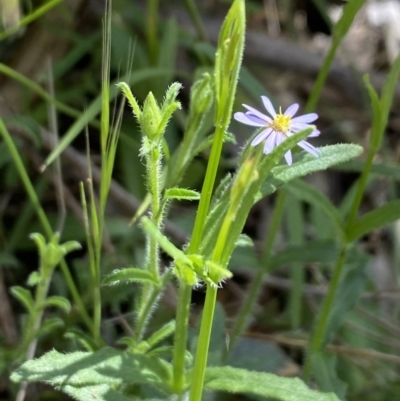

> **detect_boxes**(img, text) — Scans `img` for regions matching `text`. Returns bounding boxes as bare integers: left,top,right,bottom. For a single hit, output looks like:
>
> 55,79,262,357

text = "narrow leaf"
146,320,176,348
62,384,132,401
45,296,71,313
205,366,340,401
348,200,400,241
380,54,400,115
141,216,188,263
11,348,167,390
363,75,382,150
10,286,34,314
165,188,200,201
102,268,159,286
284,179,345,239
64,329,99,352
311,352,348,400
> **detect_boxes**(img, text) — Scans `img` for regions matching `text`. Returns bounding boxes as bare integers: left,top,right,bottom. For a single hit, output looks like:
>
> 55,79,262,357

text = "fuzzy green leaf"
10,286,34,314
64,329,99,352
146,320,176,349
102,268,159,286
165,188,200,201
347,200,400,242
235,234,253,248
262,144,363,197
37,318,65,337
27,271,41,287
117,82,141,119
204,366,340,401
44,296,71,314
11,347,169,391
61,384,132,401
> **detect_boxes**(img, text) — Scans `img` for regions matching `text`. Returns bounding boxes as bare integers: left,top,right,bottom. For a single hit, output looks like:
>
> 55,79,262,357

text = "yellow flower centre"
269,113,291,134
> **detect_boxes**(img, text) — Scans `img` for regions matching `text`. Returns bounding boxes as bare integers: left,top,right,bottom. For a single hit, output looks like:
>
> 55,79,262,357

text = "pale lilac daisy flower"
234,96,320,165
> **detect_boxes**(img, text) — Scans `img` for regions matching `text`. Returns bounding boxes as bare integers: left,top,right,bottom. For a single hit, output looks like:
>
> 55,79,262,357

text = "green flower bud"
190,73,213,116
141,92,161,140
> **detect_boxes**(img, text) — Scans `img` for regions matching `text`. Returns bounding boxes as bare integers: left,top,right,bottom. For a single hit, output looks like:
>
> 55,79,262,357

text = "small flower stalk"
234,95,320,165
118,82,182,338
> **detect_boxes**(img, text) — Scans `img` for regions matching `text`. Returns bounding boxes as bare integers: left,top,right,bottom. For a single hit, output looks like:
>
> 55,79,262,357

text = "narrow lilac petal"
275,133,285,147
234,112,264,127
263,132,278,154
284,103,299,117
251,128,272,146
261,96,277,117
298,140,320,157
284,150,293,165
291,113,318,124
291,123,320,138
242,104,271,123
291,122,311,132
245,113,267,125
308,129,320,137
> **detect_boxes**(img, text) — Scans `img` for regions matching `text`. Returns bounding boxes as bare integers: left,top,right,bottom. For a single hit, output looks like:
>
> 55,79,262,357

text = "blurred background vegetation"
0,0,400,400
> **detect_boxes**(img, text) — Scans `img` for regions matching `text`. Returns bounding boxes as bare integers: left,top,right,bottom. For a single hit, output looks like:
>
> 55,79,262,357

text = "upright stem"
302,244,347,380
303,150,376,380
136,270,173,341
189,125,225,253
346,151,375,230
16,265,52,401
146,0,159,65
137,145,162,341
172,124,225,392
183,0,208,42
149,146,161,280
224,190,286,359
189,286,218,401
189,194,238,401
0,119,93,332
172,284,192,392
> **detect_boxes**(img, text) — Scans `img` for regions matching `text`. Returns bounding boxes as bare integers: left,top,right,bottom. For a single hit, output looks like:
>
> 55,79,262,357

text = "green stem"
136,146,162,341
305,42,339,112
346,150,375,230
172,284,192,393
0,0,62,41
16,266,52,401
303,150,375,379
224,190,286,359
183,0,208,42
172,124,225,392
302,244,347,380
287,195,305,329
189,285,218,401
189,125,225,253
189,185,239,401
136,269,173,341
147,0,159,65
149,147,161,279
20,269,51,354
0,63,83,121
93,271,102,345
0,118,93,332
